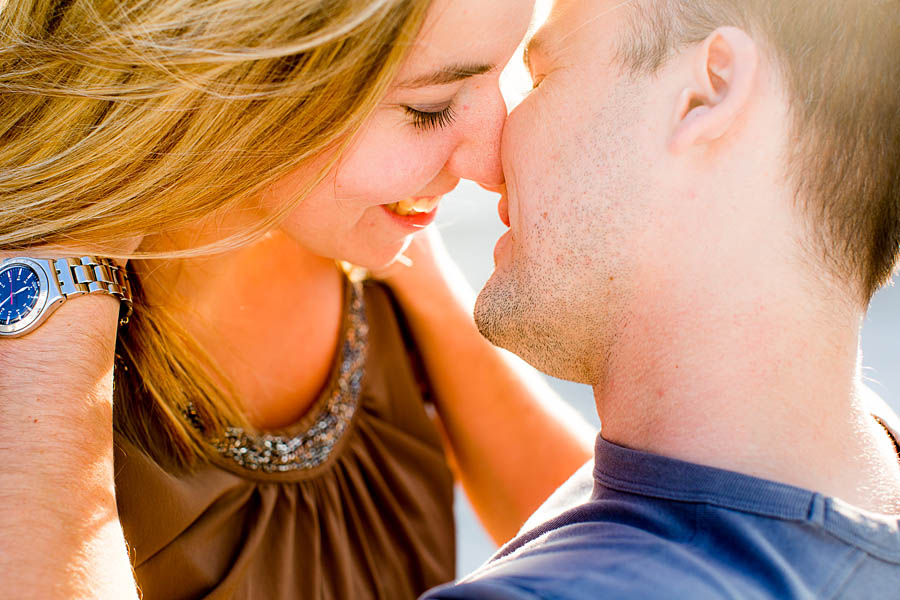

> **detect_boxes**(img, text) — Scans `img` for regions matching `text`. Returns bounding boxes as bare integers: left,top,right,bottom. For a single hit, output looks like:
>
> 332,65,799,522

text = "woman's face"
272,0,535,269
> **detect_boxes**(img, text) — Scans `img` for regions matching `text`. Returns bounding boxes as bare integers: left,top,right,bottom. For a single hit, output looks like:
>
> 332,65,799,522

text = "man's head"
475,0,900,384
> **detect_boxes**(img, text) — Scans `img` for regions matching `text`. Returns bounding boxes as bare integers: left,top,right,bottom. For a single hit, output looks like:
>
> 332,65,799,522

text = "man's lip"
493,229,511,266
498,194,510,227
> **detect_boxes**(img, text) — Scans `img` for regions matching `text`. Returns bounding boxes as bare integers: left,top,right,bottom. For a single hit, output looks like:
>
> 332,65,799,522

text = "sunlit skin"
0,2,600,595
137,0,534,429
476,0,900,514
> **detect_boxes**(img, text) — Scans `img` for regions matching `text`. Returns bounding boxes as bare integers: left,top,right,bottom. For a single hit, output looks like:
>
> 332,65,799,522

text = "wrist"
0,293,120,367
0,255,132,339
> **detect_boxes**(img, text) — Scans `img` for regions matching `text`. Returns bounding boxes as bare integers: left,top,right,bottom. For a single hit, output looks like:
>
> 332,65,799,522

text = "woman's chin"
336,237,413,272
275,223,413,272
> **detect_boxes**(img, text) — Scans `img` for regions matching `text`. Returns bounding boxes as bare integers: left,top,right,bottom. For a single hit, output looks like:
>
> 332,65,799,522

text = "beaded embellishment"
209,279,368,473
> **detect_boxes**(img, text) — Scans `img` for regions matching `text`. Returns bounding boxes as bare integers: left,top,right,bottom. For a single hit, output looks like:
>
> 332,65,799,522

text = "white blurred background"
442,0,900,575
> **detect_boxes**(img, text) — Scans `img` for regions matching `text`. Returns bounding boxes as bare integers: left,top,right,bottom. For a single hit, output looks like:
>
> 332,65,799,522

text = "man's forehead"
525,0,611,55
526,0,626,63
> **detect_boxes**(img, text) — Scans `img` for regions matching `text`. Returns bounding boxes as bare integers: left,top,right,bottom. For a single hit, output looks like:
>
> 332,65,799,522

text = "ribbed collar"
593,435,818,519
592,431,900,561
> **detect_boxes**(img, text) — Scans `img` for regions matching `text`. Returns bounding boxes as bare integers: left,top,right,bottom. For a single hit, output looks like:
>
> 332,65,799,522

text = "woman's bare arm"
0,261,138,599
381,230,596,544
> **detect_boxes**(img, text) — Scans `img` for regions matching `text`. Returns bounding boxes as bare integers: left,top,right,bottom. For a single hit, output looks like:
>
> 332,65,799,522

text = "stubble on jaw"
474,73,650,388
474,265,607,385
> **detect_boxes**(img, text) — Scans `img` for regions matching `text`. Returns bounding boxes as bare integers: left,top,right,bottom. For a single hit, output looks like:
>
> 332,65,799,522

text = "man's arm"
0,291,138,599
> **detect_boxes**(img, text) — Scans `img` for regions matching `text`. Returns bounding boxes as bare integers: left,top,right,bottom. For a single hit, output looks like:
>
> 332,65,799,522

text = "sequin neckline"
210,278,369,474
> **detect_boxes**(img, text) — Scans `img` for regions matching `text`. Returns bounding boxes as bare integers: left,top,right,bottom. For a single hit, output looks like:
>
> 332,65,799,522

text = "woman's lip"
381,204,440,229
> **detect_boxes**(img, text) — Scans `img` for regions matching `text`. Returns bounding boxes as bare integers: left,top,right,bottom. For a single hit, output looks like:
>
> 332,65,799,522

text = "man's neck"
594,276,900,514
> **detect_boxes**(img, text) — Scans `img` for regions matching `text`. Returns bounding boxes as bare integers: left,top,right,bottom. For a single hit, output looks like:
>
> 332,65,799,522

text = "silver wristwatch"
0,256,133,338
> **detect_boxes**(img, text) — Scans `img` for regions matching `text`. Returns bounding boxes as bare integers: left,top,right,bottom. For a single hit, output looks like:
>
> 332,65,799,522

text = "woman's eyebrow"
397,62,495,88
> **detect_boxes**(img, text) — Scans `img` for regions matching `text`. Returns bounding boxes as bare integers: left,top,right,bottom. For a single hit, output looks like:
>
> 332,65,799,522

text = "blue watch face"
0,265,41,325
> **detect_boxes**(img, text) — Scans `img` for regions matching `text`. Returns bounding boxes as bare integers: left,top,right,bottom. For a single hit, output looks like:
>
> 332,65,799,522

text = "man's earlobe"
669,27,758,154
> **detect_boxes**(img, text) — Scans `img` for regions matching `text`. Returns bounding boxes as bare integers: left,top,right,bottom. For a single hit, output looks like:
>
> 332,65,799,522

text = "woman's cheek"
335,129,456,202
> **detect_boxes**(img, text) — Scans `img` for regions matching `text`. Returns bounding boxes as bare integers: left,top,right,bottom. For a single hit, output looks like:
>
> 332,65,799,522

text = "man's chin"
474,297,499,346
474,278,532,363
475,282,555,375
475,277,598,384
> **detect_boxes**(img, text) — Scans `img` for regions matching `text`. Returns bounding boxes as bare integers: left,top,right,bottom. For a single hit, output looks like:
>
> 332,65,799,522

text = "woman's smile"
383,195,443,228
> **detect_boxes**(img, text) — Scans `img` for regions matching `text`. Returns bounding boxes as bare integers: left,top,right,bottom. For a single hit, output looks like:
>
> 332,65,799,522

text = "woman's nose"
445,88,506,187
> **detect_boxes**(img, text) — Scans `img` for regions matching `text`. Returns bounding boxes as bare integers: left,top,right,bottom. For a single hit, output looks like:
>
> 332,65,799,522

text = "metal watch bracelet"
0,255,133,338
54,256,133,325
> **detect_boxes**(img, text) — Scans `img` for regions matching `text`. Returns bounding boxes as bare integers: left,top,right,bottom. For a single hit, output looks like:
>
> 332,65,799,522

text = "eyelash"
405,105,457,131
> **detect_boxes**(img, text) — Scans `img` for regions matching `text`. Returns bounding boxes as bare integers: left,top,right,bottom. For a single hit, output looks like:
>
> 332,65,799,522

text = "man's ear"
669,26,758,154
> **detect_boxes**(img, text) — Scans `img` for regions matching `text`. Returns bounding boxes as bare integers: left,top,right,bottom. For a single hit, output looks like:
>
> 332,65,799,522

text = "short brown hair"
617,0,900,302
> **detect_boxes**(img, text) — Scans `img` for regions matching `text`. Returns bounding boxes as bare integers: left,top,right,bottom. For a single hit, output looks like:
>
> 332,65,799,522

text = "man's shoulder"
425,520,724,600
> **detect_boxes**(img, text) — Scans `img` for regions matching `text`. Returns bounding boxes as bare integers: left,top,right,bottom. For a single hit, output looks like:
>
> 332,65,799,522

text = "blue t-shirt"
424,420,900,599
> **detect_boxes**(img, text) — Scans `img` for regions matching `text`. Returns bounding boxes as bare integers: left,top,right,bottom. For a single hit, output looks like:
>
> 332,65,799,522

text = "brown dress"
113,280,456,599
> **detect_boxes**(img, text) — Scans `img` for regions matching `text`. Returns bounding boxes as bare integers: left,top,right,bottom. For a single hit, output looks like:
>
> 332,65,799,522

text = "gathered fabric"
114,281,456,600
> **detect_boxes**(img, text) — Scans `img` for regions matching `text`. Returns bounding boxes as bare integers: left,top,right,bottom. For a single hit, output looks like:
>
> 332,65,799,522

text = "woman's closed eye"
404,104,457,131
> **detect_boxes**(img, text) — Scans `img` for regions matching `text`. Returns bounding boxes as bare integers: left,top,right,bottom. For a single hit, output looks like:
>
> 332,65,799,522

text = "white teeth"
386,197,440,216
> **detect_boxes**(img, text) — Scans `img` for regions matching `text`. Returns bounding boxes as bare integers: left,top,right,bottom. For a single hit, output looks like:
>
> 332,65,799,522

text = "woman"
0,0,594,598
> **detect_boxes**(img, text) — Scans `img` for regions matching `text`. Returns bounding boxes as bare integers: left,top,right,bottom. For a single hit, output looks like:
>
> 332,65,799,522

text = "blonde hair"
0,0,431,467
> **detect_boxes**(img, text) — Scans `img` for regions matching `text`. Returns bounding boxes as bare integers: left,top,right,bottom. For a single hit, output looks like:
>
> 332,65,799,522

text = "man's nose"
445,89,506,187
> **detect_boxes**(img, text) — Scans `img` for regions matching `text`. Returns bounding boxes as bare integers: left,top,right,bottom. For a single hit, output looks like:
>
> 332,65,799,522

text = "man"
424,0,900,598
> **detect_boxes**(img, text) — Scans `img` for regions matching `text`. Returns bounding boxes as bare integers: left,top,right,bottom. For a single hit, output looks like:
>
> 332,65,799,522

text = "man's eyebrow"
523,32,548,74
396,62,495,88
